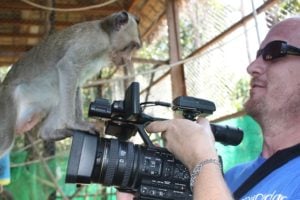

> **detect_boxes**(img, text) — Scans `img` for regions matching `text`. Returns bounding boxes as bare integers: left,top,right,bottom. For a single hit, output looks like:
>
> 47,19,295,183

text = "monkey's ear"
114,11,129,31
101,11,130,34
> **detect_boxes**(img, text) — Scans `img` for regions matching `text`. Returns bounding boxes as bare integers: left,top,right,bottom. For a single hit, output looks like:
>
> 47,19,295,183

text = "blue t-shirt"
225,156,300,199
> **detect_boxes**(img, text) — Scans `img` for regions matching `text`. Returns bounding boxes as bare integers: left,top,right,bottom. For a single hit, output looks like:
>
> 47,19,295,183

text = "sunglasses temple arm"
287,45,300,55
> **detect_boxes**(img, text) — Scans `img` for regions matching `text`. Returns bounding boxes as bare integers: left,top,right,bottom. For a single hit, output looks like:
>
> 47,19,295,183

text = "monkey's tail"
0,86,16,158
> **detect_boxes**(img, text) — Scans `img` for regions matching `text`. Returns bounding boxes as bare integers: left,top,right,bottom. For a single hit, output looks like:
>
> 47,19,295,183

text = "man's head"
245,17,300,125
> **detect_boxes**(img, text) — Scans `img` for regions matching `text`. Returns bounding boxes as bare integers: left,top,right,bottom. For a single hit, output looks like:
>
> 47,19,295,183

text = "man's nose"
247,57,267,77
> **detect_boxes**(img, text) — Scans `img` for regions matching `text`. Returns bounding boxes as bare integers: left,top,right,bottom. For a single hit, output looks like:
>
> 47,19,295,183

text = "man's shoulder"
242,157,300,200
224,156,265,192
225,156,265,176
225,155,300,195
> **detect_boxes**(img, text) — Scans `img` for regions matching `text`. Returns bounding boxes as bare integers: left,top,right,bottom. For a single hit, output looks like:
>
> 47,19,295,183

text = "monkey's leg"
14,84,49,135
0,89,16,157
15,105,46,134
39,61,96,140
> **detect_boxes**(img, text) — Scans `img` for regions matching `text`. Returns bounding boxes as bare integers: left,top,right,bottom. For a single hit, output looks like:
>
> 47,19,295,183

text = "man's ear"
114,11,129,31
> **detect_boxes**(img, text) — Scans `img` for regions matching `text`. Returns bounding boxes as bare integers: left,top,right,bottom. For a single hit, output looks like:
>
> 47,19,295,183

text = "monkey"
0,11,141,158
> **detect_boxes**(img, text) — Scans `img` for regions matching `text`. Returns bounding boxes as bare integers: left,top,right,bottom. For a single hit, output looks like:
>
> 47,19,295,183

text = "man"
118,17,300,199
223,17,300,199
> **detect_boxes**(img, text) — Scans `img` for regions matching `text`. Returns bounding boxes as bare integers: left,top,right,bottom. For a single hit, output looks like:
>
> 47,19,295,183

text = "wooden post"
166,0,187,99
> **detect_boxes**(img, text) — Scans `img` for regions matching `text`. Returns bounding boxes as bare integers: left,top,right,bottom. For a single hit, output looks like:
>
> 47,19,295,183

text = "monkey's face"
109,11,142,66
110,40,141,66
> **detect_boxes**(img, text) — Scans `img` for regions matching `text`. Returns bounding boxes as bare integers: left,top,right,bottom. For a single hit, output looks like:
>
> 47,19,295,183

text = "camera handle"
133,112,166,148
136,124,155,148
134,112,243,147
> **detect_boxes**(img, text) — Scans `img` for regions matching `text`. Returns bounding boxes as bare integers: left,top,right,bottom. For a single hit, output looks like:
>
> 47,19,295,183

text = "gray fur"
0,11,141,157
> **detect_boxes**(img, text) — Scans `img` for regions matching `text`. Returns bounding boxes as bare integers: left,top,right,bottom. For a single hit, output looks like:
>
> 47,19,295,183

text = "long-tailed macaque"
0,11,141,157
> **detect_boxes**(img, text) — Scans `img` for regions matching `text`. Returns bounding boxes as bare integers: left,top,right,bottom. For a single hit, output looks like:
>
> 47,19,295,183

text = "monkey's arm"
75,87,84,121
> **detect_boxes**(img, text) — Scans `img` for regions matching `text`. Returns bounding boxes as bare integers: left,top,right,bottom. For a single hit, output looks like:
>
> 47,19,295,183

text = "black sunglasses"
256,40,300,61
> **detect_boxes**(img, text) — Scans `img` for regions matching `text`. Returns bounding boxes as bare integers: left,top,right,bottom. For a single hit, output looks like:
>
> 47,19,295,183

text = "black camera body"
67,131,192,199
65,82,243,200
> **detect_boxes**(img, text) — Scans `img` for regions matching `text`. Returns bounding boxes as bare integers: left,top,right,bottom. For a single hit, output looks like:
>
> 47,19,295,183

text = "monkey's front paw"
39,127,73,141
39,120,98,141
66,121,99,135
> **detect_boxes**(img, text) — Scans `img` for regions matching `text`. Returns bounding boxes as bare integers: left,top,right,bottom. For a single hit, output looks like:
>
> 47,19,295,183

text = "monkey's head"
101,11,142,66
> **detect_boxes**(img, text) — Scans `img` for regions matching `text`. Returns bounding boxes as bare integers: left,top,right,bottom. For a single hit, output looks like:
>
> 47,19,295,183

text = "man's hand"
146,118,218,172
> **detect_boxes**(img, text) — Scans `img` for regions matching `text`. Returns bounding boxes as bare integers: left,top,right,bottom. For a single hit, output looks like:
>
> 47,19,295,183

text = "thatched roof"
0,0,168,67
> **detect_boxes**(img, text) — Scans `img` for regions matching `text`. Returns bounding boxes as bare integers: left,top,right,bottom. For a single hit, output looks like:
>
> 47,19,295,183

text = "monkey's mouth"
111,41,141,66
111,53,130,66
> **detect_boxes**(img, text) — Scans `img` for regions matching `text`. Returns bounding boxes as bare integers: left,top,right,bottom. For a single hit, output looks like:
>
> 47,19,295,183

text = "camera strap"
233,143,300,199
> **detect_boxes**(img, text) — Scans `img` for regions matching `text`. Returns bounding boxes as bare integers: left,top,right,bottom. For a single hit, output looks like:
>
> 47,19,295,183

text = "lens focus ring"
121,142,134,187
104,139,119,185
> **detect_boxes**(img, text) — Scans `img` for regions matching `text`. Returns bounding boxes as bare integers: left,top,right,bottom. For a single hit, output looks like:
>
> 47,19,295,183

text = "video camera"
65,82,243,200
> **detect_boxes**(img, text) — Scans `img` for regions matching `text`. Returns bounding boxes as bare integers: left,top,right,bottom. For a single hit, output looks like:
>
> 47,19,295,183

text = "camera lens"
93,137,138,187
65,131,98,184
66,131,139,188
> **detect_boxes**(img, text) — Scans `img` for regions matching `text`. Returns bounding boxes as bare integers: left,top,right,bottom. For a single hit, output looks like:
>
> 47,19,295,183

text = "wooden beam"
188,0,279,58
0,19,74,27
166,0,186,99
120,0,134,11
0,45,32,52
139,0,280,91
0,61,16,67
0,54,22,66
211,110,246,123
77,0,281,92
0,53,23,59
0,33,43,39
1,1,122,13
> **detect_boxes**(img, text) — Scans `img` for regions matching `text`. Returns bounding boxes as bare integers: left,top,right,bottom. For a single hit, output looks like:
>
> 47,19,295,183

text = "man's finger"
196,117,209,124
145,120,169,133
